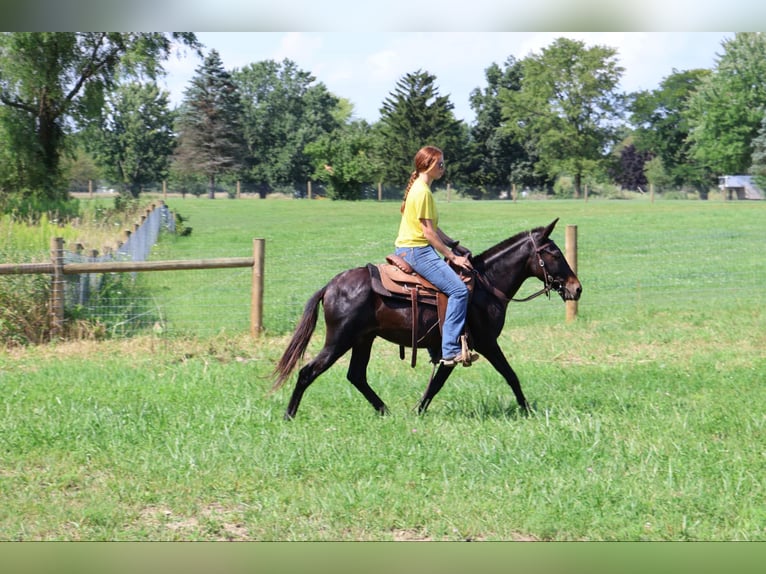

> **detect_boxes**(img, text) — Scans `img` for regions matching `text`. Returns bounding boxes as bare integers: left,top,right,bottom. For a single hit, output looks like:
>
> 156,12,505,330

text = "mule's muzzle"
560,277,582,301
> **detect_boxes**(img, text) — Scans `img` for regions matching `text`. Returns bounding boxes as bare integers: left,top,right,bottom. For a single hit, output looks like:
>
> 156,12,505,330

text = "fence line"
0,239,264,339
0,199,265,339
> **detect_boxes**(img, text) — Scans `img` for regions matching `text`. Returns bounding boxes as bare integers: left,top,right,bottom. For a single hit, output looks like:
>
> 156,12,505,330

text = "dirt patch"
138,503,249,541
391,528,537,542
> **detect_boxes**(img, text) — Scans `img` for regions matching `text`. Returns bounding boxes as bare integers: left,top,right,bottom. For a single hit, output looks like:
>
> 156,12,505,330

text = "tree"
0,32,200,201
629,68,712,194
233,59,342,196
173,50,247,199
468,56,542,197
85,82,176,198
60,141,101,193
749,113,766,190
612,141,650,191
644,156,674,192
304,120,383,200
687,33,766,175
499,37,625,197
377,70,465,187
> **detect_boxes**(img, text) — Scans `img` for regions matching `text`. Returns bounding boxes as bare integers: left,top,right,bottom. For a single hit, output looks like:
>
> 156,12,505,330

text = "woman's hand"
451,254,473,271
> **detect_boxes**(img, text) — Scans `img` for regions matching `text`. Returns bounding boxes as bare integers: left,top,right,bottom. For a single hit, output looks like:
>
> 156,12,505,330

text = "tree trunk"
573,172,582,199
37,104,64,198
208,174,216,199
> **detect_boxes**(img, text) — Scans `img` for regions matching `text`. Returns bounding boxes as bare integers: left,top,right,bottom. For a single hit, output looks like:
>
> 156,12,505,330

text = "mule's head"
532,219,582,301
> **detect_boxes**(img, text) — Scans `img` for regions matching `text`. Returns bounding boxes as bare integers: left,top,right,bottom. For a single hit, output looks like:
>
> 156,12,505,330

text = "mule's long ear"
543,218,559,239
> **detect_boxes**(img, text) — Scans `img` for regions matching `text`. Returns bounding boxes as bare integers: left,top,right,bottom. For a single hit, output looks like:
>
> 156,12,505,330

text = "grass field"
1,196,765,541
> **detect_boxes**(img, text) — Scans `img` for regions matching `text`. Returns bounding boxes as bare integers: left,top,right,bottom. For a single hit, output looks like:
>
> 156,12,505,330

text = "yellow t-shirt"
395,179,439,247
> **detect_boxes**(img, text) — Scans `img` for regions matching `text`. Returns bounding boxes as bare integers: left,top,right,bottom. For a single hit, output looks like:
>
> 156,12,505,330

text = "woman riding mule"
271,219,582,420
394,145,476,367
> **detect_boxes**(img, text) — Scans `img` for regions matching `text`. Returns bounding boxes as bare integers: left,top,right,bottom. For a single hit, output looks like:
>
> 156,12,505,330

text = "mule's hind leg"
347,336,388,415
416,363,455,414
284,344,349,420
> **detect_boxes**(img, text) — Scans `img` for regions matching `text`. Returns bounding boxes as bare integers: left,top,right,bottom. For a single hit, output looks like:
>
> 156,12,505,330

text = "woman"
394,145,477,367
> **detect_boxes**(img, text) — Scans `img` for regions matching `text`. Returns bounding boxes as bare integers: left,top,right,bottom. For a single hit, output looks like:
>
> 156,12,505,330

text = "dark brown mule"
272,219,582,419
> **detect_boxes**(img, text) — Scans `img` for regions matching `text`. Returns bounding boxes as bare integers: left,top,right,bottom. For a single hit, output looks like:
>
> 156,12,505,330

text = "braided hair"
400,145,443,213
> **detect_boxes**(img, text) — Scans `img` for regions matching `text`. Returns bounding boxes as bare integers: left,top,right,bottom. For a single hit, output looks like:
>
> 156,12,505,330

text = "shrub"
0,273,50,346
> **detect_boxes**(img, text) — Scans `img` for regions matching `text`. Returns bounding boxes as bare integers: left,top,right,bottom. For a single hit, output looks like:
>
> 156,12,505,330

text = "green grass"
1,195,765,540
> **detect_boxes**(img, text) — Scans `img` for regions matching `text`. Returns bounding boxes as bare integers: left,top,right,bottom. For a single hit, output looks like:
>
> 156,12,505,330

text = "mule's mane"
474,226,545,269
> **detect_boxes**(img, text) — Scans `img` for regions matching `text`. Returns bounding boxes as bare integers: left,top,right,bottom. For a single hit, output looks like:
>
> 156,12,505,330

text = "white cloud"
274,32,324,62
160,31,733,124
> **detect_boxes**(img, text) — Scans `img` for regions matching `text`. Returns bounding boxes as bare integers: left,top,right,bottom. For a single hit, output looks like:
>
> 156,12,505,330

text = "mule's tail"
271,286,326,391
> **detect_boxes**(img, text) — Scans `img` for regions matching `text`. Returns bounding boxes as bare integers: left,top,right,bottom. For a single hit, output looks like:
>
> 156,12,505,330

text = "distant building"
718,175,764,200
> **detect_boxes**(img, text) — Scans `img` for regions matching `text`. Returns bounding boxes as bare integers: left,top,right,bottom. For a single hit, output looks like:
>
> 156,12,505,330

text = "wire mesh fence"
81,223,764,340
5,198,764,342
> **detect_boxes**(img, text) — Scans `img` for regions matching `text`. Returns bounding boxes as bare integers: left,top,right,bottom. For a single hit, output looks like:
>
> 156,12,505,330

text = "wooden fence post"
250,238,265,337
50,237,65,339
565,225,578,323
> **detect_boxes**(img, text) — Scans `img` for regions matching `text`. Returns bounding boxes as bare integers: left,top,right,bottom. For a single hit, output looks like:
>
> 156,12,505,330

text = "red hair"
400,146,443,213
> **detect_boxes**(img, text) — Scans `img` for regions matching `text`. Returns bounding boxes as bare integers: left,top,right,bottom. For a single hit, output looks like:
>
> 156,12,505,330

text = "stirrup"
460,334,478,367
439,336,479,367
439,352,479,368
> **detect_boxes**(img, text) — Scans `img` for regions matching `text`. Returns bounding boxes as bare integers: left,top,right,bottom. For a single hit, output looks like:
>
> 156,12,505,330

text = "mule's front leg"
416,363,455,414
480,340,530,413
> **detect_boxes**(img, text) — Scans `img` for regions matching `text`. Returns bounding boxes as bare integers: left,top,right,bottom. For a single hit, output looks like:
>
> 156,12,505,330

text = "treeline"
3,32,766,214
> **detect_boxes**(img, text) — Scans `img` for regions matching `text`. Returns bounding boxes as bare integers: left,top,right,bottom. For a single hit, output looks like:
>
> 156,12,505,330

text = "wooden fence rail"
0,237,265,339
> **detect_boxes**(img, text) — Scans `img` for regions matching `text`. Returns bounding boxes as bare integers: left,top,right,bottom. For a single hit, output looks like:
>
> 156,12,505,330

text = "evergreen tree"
377,70,464,188
173,50,247,199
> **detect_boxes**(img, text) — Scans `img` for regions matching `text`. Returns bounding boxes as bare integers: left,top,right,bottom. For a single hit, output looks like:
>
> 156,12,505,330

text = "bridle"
469,231,564,305
509,232,562,303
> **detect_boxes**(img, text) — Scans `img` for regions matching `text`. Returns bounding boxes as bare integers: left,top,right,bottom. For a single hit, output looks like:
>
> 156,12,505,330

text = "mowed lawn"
1,196,764,541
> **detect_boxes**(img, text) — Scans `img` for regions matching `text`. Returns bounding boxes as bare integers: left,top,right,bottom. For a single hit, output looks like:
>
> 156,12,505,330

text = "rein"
474,232,556,304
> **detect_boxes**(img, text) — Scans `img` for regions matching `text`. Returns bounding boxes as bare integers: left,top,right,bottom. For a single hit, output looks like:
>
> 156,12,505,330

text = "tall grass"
0,199,163,345
1,195,764,540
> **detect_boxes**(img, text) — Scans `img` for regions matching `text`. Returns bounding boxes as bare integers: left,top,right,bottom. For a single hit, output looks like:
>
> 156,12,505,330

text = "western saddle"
367,253,474,367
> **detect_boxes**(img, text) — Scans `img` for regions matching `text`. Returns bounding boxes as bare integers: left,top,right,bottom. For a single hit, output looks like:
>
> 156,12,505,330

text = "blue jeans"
395,245,469,359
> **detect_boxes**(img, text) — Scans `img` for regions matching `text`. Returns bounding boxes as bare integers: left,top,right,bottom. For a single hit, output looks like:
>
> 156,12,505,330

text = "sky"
159,32,733,125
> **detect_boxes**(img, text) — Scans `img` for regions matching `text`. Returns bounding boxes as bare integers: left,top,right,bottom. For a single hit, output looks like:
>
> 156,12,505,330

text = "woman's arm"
420,218,472,270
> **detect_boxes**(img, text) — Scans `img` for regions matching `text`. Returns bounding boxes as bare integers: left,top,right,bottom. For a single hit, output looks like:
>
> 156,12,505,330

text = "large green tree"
468,56,542,198
304,120,383,200
173,50,247,199
86,82,176,198
749,113,766,190
686,33,766,175
629,68,712,193
499,37,625,197
377,70,466,188
0,32,200,201
233,59,342,196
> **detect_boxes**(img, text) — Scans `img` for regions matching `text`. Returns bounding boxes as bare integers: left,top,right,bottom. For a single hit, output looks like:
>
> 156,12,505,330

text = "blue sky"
160,32,733,125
